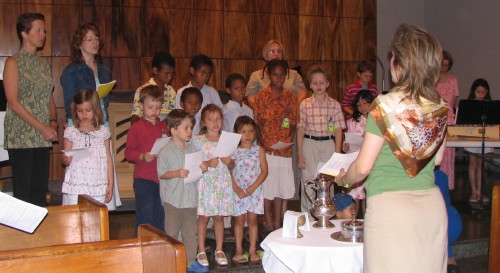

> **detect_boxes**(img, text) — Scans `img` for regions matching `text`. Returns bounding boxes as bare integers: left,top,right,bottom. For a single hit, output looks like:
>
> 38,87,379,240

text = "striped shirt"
298,96,346,136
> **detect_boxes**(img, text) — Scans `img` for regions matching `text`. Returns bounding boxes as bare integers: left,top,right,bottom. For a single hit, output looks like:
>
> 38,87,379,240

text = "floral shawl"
370,91,448,177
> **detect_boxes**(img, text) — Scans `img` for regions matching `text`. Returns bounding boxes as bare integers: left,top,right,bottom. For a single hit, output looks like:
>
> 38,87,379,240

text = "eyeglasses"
268,49,283,54
83,36,100,42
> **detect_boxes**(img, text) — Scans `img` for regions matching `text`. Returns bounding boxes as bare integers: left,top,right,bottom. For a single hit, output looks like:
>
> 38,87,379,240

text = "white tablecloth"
261,220,363,273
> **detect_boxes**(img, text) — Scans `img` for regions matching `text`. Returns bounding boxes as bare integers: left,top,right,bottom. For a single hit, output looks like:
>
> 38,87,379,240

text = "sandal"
232,253,249,264
215,250,228,266
196,252,209,267
249,250,264,262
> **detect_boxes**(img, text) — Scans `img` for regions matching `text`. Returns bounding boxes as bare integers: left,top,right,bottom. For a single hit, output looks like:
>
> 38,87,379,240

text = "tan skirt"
263,154,295,200
364,187,447,273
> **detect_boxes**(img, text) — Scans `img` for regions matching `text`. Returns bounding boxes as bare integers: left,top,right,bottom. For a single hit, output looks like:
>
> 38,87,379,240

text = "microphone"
376,56,386,94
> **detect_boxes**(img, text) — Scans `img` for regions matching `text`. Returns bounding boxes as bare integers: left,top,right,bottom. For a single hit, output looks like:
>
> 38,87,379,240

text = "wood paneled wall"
0,0,376,181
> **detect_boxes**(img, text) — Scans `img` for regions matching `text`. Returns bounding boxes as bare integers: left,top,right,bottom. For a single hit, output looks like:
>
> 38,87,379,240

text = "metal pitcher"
305,173,337,229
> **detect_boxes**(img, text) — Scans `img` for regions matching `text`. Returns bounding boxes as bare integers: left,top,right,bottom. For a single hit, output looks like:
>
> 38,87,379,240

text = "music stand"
456,100,500,213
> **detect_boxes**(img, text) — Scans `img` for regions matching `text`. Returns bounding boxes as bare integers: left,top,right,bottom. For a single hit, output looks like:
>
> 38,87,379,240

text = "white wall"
424,0,500,100
377,0,499,100
376,0,424,93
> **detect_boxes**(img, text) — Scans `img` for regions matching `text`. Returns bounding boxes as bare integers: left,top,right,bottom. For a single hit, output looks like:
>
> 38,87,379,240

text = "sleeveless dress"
62,126,110,196
232,144,264,216
191,135,234,216
436,75,459,189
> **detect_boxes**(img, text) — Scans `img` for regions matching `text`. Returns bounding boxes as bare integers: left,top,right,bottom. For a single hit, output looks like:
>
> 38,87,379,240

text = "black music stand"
456,100,500,213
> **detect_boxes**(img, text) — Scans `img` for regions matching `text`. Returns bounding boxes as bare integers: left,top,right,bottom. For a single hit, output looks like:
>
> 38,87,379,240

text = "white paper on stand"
282,210,310,239
213,131,241,157
150,137,171,155
184,151,203,184
0,192,48,233
344,132,364,153
270,141,293,150
62,148,92,161
319,152,359,176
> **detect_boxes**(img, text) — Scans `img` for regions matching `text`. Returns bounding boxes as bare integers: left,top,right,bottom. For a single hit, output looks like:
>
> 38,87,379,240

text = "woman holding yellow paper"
61,22,112,127
61,22,121,210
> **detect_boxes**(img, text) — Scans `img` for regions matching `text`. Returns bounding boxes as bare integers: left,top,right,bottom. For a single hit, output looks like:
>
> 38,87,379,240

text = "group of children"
59,48,493,272
60,52,377,272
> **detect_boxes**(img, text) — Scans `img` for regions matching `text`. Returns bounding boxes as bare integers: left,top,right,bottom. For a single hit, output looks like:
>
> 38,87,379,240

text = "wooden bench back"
0,195,109,251
0,225,186,273
489,185,499,273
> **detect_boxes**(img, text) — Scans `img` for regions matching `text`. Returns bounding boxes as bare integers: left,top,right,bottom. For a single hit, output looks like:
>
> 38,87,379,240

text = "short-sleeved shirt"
364,114,437,197
246,69,305,97
5,49,54,149
157,141,199,208
222,100,253,132
131,78,176,118
254,86,298,157
298,96,345,136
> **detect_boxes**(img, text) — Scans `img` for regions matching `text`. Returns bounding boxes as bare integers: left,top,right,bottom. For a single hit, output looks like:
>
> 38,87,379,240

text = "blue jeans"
133,178,164,234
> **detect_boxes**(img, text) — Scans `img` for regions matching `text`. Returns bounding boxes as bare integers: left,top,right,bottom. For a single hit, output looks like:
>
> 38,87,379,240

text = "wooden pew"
0,224,187,273
489,185,499,273
0,195,109,251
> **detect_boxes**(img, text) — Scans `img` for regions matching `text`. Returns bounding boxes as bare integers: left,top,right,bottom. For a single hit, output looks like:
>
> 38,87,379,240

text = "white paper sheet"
0,192,48,233
213,131,242,157
344,132,364,153
0,112,9,162
184,151,203,184
319,152,359,176
150,137,171,155
270,141,294,150
62,148,92,161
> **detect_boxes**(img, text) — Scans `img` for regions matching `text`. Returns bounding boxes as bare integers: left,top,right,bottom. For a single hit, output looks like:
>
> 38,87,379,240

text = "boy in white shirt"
222,73,253,132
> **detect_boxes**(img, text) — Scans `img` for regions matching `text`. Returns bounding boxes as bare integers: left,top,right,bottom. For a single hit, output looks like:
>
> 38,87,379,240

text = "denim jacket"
60,61,112,121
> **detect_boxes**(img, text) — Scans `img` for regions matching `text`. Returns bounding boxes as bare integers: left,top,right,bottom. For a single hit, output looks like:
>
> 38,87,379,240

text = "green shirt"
364,114,436,197
5,49,53,149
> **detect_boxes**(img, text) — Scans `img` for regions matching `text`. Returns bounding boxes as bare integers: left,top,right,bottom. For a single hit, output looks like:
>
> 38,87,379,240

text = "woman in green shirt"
3,13,57,206
336,24,449,273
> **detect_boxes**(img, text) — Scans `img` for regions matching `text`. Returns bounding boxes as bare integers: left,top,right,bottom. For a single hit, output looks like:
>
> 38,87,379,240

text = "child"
342,89,375,213
466,78,493,203
61,89,113,205
174,54,223,127
179,87,203,135
342,89,375,153
157,109,208,273
131,51,176,124
254,59,298,232
231,116,268,263
125,85,168,233
191,104,235,267
332,193,356,220
341,59,378,119
297,64,345,216
222,73,253,132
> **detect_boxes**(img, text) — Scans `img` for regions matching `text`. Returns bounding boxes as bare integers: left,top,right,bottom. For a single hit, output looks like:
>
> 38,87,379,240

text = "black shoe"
448,264,461,273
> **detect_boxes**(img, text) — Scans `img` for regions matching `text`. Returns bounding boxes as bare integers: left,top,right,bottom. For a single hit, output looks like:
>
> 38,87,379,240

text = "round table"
261,219,363,273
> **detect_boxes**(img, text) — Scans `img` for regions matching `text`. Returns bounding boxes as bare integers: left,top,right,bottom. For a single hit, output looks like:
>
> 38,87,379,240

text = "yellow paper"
96,80,116,99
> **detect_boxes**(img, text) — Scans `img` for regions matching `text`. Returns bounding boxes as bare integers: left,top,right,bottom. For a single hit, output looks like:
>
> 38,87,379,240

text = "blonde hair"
70,89,104,128
305,63,332,83
390,24,442,104
198,104,223,135
262,39,285,61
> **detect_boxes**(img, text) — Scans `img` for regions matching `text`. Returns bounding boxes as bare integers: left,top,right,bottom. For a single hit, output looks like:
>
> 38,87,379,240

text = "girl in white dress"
61,89,113,205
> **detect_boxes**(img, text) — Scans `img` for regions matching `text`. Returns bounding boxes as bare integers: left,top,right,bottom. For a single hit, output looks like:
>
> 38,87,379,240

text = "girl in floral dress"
231,116,268,263
192,104,234,267
62,89,113,205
